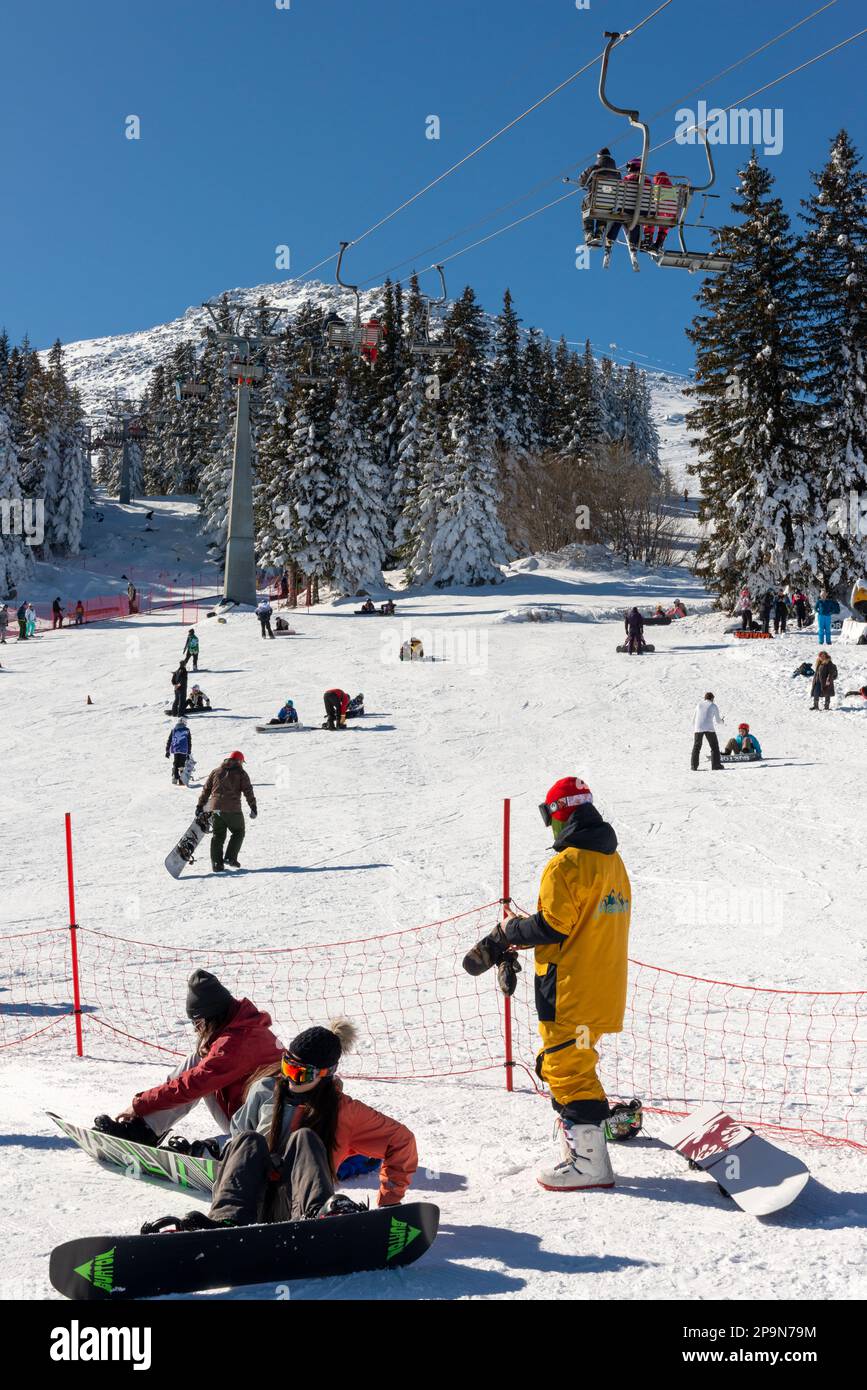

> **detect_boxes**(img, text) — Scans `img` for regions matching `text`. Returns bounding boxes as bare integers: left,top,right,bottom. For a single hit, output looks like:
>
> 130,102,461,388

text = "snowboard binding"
604,1099,643,1142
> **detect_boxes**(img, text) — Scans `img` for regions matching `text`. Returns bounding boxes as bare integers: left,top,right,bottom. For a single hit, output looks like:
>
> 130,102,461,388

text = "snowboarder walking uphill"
183,628,200,671
625,606,645,654
323,688,350,730
92,970,283,1146
692,692,724,770
810,651,838,710
463,777,631,1192
142,1018,418,1233
170,660,188,716
196,751,257,872
256,598,275,640
165,718,192,785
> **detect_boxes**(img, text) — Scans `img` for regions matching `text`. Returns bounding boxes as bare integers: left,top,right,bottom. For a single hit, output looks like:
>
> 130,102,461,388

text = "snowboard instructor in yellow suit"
463,777,631,1191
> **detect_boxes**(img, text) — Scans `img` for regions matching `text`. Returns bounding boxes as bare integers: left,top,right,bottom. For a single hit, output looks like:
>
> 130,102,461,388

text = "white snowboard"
165,811,211,878
255,723,305,732
658,1105,809,1215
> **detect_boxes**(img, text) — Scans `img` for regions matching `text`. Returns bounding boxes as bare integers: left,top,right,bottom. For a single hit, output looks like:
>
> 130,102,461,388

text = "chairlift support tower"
202,302,282,606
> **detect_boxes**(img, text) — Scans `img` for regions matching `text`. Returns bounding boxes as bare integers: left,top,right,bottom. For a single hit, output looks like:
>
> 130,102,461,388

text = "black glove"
250,808,257,820
462,926,508,977
165,751,170,758
497,952,522,997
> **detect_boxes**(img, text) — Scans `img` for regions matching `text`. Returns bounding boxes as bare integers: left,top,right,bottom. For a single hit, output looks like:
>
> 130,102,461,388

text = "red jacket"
133,999,283,1123
325,688,350,716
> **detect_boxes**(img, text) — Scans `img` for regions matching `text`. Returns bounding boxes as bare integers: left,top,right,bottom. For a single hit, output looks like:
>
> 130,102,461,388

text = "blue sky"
3,0,865,377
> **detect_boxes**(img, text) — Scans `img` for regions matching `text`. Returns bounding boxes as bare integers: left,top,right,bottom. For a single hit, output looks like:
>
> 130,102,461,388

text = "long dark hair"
193,1007,234,1057
245,1063,341,1176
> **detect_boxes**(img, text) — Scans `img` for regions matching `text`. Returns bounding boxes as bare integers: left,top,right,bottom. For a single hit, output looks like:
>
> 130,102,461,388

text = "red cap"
228,751,245,763
543,776,593,821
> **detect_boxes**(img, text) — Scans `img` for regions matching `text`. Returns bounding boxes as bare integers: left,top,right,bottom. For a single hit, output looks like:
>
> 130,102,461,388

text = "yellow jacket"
503,805,631,1037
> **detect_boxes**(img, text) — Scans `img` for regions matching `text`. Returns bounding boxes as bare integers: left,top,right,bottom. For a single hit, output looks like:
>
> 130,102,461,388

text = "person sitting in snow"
139,1018,417,1232
380,599,396,615
359,599,376,613
166,718,192,785
186,684,211,712
667,599,687,619
723,722,762,758
93,970,283,1144
268,698,299,726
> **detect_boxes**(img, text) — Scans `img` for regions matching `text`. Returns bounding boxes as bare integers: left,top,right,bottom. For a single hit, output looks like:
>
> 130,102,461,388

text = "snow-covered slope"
40,280,696,490
1,499,865,1301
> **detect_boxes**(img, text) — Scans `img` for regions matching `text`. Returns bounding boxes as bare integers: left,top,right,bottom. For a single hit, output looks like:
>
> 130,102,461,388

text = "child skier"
183,628,200,671
166,718,192,785
268,698,298,725
93,970,283,1144
140,1018,418,1232
723,722,762,758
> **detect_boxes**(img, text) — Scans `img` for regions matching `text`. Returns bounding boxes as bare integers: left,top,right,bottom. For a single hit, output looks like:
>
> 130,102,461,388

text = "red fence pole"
502,797,514,1092
64,813,84,1057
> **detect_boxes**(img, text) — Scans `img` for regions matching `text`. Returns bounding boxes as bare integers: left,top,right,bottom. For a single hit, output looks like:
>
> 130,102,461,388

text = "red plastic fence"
1,915,865,1149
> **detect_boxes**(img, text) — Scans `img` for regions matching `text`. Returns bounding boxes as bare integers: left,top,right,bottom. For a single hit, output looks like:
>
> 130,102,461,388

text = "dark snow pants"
209,1128,334,1225
774,609,787,633
259,616,274,639
171,754,187,784
692,732,722,770
211,811,245,868
323,692,344,729
627,630,644,654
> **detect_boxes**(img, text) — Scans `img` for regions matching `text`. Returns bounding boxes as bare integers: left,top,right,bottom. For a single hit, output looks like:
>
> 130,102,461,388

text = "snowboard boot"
537,1119,615,1191
225,857,241,868
315,1193,369,1219
94,1113,159,1146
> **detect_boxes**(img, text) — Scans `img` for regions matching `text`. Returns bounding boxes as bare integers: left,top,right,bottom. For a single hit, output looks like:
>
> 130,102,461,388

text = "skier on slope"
691,691,725,770
165,717,192,786
93,970,283,1146
170,660,189,716
182,628,200,671
196,751,257,871
723,722,762,758
140,1018,418,1232
268,698,299,726
323,687,350,730
462,777,631,1191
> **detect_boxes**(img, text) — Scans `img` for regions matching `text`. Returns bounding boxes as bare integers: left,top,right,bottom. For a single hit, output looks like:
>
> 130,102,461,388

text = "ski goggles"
538,793,590,827
280,1055,334,1085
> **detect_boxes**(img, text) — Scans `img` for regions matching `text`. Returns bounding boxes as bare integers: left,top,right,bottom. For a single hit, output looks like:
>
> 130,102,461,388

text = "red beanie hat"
543,776,593,821
228,751,245,762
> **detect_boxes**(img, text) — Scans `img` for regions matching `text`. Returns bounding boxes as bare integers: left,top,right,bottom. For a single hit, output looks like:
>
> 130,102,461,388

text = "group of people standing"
738,585,839,640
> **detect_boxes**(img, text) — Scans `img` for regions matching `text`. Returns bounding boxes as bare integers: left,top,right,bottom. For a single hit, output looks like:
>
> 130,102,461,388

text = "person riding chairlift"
642,170,674,252
622,158,652,254
579,147,620,246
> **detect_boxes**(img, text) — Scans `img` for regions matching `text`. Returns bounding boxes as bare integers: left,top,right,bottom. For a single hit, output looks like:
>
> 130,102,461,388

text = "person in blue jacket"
268,698,298,726
723,722,762,758
815,589,840,645
166,718,192,785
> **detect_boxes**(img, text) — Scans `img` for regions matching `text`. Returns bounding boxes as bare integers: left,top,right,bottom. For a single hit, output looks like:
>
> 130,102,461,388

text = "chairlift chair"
327,242,384,359
583,31,731,274
409,265,454,358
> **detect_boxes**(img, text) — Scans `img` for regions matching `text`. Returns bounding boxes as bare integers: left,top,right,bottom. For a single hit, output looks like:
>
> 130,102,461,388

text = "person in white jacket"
691,691,724,771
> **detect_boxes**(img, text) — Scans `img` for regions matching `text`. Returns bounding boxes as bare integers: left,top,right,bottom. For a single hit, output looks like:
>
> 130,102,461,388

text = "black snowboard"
49,1202,439,1300
616,643,655,653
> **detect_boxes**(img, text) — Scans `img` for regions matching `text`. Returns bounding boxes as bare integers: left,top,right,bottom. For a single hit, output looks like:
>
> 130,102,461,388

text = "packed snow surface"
2,498,865,1301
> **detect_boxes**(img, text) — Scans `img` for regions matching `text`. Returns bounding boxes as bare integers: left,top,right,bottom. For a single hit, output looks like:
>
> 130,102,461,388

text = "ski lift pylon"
580,31,731,274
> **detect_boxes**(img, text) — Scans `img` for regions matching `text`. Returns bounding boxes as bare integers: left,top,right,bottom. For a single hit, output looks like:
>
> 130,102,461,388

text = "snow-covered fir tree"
328,372,388,594
0,406,31,594
620,362,660,469
801,129,867,587
422,288,507,586
272,390,336,587
687,156,813,603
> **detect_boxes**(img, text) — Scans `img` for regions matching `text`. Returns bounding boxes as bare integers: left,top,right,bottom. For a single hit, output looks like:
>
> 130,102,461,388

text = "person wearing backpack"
165,718,193,786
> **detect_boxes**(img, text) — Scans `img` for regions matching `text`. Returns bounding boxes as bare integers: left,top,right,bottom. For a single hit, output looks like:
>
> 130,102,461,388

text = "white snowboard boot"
536,1118,615,1191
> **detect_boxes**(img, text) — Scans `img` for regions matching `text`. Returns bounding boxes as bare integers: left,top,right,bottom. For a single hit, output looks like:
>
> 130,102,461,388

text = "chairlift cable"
359,0,841,289
291,0,676,282
383,20,867,286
